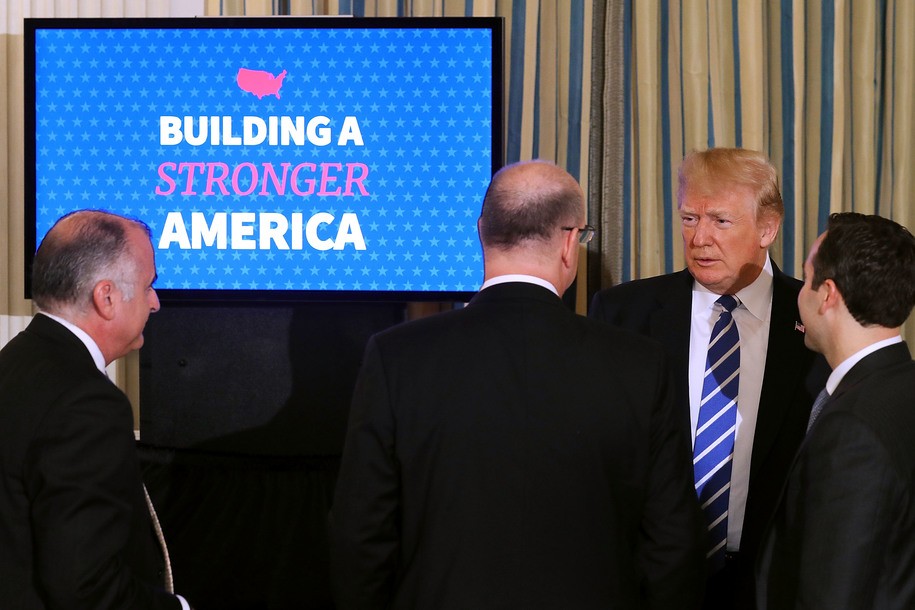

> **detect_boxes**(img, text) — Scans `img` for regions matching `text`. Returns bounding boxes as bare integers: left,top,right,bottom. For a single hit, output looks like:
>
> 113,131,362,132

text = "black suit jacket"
757,342,915,609
0,315,181,609
329,282,706,610
589,266,828,608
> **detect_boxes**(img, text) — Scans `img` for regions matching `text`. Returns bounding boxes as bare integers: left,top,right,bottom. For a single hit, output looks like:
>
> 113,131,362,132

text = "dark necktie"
806,388,831,433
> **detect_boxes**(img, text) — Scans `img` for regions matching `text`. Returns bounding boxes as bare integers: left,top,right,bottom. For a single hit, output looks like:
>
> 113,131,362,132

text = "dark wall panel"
139,302,406,456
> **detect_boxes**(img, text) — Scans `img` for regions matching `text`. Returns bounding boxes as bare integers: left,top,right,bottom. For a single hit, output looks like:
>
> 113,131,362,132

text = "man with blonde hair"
590,148,828,609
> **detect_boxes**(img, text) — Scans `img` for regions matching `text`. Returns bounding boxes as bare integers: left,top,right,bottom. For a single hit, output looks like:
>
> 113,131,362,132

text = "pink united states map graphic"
237,68,288,99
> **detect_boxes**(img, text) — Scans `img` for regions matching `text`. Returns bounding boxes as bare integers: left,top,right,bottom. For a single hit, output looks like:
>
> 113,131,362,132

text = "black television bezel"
23,15,505,304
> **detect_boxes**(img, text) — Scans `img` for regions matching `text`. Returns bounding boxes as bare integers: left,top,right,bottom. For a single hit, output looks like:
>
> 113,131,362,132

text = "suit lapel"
647,270,694,430
749,269,807,480
790,342,911,465
646,270,694,353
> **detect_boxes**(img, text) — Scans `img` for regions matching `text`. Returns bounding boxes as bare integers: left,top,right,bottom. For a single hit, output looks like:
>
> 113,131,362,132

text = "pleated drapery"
589,0,914,342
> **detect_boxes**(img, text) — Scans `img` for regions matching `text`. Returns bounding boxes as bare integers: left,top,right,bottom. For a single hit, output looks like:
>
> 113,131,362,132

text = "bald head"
478,160,584,250
32,210,151,315
477,160,586,293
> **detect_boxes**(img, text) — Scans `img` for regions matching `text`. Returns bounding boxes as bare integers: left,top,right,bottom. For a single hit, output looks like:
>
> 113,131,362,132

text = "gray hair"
478,160,583,250
32,210,150,313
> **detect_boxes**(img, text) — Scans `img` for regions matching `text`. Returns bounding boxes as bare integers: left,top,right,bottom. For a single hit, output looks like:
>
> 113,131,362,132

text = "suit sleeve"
328,337,400,610
25,382,181,610
792,411,901,607
588,289,614,323
639,354,707,610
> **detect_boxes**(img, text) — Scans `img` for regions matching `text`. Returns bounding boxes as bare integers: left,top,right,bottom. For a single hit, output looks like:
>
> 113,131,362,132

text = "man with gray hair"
0,210,191,609
329,160,705,609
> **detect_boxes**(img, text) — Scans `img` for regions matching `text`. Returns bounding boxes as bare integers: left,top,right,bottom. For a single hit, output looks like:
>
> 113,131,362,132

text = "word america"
158,211,366,251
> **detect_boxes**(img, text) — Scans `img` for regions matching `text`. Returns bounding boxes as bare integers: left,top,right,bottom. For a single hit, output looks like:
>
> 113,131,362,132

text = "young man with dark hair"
756,212,915,608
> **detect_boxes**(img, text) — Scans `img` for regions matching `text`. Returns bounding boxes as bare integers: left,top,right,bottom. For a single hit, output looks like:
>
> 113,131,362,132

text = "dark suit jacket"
328,282,706,610
0,314,181,609
756,342,915,609
589,266,828,609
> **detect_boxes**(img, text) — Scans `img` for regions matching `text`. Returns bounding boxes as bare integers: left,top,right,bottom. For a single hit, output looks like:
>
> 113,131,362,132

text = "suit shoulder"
1,329,96,382
1,330,121,409
368,307,465,350
589,273,688,330
773,269,803,293
827,362,915,469
592,273,684,302
575,312,669,361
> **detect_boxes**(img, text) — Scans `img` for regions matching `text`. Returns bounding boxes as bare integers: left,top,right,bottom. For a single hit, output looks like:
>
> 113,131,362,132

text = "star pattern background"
32,21,496,294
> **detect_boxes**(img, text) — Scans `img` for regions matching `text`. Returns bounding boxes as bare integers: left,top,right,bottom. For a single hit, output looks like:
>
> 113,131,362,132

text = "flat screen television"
24,16,504,302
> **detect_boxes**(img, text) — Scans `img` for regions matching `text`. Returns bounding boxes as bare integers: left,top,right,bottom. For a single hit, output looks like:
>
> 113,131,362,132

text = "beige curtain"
590,0,915,343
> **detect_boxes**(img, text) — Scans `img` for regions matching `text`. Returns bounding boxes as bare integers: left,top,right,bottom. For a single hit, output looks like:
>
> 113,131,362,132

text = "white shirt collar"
692,256,774,322
480,274,560,296
825,335,904,395
40,312,108,376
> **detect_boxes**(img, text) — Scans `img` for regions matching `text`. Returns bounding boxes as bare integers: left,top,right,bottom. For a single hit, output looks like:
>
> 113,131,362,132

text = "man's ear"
92,280,118,321
759,213,780,249
818,278,843,314
560,228,579,270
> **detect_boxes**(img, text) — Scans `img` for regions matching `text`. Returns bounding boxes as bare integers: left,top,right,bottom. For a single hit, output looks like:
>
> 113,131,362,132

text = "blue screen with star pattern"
24,16,503,302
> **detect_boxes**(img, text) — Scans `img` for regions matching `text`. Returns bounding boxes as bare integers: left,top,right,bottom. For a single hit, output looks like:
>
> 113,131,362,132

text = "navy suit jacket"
757,342,915,609
589,265,828,608
0,315,181,609
329,282,706,610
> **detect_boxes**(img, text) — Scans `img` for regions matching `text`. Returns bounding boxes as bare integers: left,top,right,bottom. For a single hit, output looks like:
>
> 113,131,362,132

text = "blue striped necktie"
693,294,740,571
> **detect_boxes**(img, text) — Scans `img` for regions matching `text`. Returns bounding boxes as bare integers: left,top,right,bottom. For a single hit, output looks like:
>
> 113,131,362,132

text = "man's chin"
129,335,145,353
803,332,819,353
688,266,726,291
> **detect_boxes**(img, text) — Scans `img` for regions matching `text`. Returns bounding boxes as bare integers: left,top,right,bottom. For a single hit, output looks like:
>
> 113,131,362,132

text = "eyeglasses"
562,224,595,244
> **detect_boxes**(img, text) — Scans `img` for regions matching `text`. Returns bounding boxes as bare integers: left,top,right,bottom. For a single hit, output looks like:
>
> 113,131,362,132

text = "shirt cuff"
177,594,191,610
